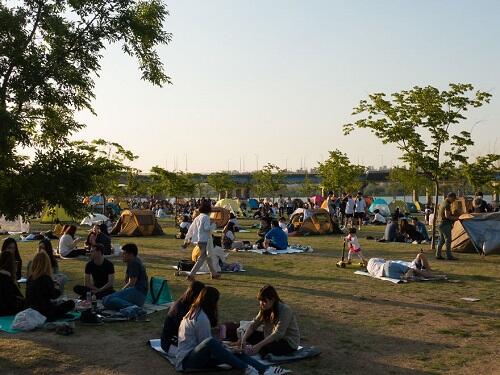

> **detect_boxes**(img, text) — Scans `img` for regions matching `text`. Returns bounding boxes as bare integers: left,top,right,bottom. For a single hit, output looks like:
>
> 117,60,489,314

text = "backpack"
177,259,195,272
146,277,174,305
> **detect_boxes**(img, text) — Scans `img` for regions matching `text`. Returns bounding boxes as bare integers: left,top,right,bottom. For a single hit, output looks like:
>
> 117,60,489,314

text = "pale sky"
75,0,500,173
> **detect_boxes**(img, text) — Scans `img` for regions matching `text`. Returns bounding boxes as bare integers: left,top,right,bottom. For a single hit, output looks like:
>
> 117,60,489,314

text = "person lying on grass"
175,286,290,374
102,243,148,311
367,251,447,280
160,280,205,356
239,285,300,358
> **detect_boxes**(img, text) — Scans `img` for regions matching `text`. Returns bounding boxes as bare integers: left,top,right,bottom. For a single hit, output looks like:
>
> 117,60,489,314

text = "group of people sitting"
161,282,295,374
58,223,112,258
378,214,429,244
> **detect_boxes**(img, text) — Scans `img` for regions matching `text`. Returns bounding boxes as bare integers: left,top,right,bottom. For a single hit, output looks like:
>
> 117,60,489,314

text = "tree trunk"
430,181,439,250
412,189,418,203
101,194,106,215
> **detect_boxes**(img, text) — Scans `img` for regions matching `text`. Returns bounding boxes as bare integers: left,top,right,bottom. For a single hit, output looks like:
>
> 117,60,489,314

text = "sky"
75,0,500,173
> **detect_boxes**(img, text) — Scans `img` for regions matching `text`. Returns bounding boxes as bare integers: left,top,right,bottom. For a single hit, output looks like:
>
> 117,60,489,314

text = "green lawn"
1,218,499,375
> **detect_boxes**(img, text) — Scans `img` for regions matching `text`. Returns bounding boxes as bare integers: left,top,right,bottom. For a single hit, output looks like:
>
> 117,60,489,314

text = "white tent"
0,215,30,233
461,212,500,256
80,213,109,226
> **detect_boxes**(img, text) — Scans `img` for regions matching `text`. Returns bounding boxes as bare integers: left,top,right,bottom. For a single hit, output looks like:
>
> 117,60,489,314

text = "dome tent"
369,198,391,217
289,208,342,235
110,210,164,236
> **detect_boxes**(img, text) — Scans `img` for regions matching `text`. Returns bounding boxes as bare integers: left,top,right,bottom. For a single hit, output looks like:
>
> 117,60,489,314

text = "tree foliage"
343,83,491,247
388,166,432,198
252,164,285,199
461,154,500,192
150,167,196,199
207,172,235,200
299,172,319,197
0,0,170,218
317,149,366,194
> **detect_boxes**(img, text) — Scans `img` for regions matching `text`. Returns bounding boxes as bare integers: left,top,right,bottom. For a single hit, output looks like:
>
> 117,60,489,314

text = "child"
345,228,366,265
278,217,288,233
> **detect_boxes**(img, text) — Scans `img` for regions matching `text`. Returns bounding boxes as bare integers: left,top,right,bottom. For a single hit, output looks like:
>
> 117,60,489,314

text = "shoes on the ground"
264,366,292,374
435,255,445,260
446,256,459,261
210,273,222,279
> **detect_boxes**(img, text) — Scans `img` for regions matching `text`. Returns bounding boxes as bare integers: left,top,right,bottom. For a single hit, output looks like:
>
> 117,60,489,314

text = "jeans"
247,331,295,356
73,285,115,300
102,287,146,310
182,337,268,373
383,262,410,279
436,221,453,258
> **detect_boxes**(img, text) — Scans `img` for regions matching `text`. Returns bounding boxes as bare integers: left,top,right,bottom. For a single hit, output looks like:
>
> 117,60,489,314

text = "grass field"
1,218,499,375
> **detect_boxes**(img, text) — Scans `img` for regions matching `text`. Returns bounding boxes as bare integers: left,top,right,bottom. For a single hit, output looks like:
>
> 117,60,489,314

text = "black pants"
247,331,295,356
64,249,87,258
42,300,76,321
73,285,115,300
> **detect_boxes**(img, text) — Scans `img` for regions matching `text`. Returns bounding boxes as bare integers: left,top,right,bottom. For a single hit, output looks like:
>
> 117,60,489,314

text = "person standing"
436,192,459,260
354,192,366,230
102,243,148,310
344,194,355,228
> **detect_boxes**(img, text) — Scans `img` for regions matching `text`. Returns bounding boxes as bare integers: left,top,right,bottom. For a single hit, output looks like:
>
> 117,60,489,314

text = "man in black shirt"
73,244,115,299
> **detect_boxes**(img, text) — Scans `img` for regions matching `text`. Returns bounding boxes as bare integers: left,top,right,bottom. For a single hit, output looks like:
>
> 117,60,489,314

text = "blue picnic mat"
0,311,81,334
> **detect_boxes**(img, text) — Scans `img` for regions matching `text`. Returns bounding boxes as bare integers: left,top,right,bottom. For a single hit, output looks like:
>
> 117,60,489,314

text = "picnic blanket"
0,311,80,334
171,266,246,275
247,245,313,255
354,270,450,284
148,339,320,368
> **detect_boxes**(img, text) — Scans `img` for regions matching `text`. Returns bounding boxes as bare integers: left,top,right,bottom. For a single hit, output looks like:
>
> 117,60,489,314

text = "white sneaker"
245,366,259,375
264,366,292,374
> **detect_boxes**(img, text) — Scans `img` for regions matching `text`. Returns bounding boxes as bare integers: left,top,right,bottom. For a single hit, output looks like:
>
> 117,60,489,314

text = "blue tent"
248,198,259,210
369,198,391,217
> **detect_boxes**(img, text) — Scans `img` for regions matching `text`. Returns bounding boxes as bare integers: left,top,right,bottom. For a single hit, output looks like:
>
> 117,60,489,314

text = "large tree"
0,0,170,218
317,149,365,194
252,164,285,200
388,166,432,201
207,172,235,200
343,83,491,248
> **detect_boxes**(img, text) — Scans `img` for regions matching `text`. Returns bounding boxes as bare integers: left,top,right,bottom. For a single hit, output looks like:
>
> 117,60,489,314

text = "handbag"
177,259,195,271
146,276,174,305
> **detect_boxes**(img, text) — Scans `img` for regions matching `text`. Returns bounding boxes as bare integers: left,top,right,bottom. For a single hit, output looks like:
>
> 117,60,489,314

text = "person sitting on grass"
222,221,243,250
366,251,445,280
228,212,241,232
0,251,25,316
240,285,300,358
1,238,22,281
371,209,386,225
25,252,75,321
256,216,272,249
412,217,429,242
160,280,205,356
399,218,424,244
58,225,85,258
102,243,148,311
175,286,289,375
278,217,288,233
73,243,115,300
264,220,288,251
178,215,191,239
344,228,367,265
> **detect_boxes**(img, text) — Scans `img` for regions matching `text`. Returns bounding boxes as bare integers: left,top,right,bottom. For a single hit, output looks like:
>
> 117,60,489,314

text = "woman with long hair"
161,280,205,355
25,252,75,321
1,237,22,280
38,239,59,273
58,225,85,258
176,286,288,374
0,251,25,316
182,200,220,280
241,285,300,357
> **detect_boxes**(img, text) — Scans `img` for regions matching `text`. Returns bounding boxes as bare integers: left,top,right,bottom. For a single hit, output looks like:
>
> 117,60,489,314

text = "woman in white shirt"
58,225,85,258
371,209,386,225
183,201,220,280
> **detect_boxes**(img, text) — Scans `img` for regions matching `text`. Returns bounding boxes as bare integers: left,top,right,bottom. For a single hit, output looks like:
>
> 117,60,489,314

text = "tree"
299,172,319,197
150,167,196,200
207,172,236,200
251,164,285,200
343,83,491,248
461,154,500,193
388,166,432,202
0,0,170,218
317,149,366,194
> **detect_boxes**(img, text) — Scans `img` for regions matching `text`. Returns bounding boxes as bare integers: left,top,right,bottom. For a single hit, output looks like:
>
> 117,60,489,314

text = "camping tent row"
368,199,420,217
451,212,500,256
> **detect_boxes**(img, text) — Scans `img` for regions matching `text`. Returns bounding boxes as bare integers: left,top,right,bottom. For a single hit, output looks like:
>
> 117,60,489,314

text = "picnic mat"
0,311,81,334
354,271,450,284
148,339,320,368
247,245,313,255
171,266,246,275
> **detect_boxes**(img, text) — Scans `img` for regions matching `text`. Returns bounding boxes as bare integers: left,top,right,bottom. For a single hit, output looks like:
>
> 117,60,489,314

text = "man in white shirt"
354,192,367,230
344,195,355,228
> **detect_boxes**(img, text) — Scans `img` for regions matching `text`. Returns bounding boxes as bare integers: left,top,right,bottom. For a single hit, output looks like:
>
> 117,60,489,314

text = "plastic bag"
12,308,47,331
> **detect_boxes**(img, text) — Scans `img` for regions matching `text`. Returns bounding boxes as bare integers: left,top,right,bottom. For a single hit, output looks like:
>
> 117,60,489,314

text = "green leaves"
461,154,500,192
317,149,365,193
207,172,236,198
149,167,196,198
251,164,285,199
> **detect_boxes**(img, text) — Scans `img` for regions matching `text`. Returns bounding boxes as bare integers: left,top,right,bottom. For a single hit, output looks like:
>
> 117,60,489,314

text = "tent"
110,210,164,236
414,201,423,211
248,198,259,210
40,205,74,223
89,195,104,205
215,198,250,217
0,216,30,233
309,195,324,206
210,207,230,229
452,212,500,255
406,202,418,213
118,201,129,209
369,198,391,217
292,198,304,208
389,200,409,214
452,197,473,216
80,214,109,227
289,208,342,235
93,202,122,216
